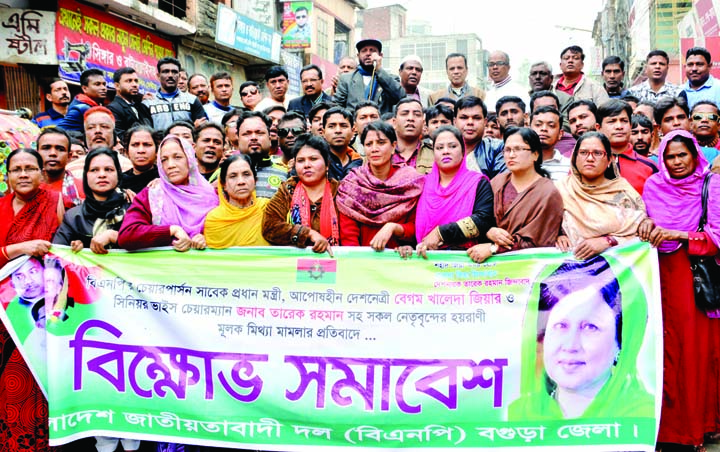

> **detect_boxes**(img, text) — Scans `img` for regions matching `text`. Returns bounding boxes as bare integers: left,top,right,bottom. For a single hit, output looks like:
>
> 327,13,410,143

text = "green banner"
0,243,661,450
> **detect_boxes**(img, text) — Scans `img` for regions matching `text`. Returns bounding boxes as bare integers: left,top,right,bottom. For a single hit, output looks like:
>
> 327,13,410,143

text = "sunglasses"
277,127,306,138
240,89,258,97
691,112,719,122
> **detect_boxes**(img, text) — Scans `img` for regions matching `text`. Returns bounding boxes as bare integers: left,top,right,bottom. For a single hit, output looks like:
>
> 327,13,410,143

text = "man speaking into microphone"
334,38,405,115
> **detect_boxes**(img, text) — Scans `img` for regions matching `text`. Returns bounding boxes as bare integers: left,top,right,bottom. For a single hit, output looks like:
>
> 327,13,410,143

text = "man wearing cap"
399,55,430,108
334,38,405,115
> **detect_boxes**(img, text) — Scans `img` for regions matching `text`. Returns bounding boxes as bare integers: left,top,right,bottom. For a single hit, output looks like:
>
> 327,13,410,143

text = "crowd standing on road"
3,39,720,452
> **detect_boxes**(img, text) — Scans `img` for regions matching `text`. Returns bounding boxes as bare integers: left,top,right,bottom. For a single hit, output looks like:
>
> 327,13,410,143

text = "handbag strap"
697,173,712,232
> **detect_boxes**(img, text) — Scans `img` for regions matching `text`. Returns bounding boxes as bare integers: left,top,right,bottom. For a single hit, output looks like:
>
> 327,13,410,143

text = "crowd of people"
1,36,720,451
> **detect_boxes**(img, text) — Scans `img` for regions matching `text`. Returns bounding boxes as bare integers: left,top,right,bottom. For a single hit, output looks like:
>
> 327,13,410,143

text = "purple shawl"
336,164,425,226
415,158,485,242
643,130,720,253
149,135,218,236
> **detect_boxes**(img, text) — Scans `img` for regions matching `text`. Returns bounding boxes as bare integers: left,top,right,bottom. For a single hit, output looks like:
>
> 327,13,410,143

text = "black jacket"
107,95,153,142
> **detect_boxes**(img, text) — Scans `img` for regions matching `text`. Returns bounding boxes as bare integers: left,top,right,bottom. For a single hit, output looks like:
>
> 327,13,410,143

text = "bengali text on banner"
0,242,662,450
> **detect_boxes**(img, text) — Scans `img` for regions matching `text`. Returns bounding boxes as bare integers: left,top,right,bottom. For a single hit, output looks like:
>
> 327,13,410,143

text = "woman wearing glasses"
555,132,651,260
467,127,563,263
0,148,64,450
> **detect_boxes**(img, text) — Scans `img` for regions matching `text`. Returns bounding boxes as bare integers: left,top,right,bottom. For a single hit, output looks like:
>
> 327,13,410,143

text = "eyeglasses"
301,78,321,84
277,127,306,138
691,113,720,122
8,167,41,175
240,89,258,97
577,150,607,159
503,147,532,155
487,61,509,68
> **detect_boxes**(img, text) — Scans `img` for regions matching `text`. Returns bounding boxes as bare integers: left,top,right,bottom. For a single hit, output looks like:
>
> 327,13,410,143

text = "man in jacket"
107,67,152,142
554,45,609,111
143,57,207,131
334,38,405,115
58,68,107,133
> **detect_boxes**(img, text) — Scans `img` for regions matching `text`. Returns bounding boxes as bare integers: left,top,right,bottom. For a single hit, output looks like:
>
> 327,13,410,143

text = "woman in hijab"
118,135,218,251
556,132,650,260
415,125,494,258
53,147,131,253
337,121,424,252
641,129,720,449
204,154,269,248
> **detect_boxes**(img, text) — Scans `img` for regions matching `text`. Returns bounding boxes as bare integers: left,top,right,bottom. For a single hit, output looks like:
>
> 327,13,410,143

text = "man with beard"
392,98,433,174
629,50,680,103
398,55,429,107
108,67,152,142
529,106,570,181
36,127,84,207
630,114,654,158
33,79,70,127
334,38,405,115
255,66,291,111
322,106,363,180
144,57,207,131
453,96,505,178
429,53,485,105
277,111,307,169
598,99,658,195
237,111,288,198
239,81,263,111
567,99,599,139
194,123,225,181
288,65,332,117
204,72,236,125
59,68,107,132
495,96,527,133
188,73,210,105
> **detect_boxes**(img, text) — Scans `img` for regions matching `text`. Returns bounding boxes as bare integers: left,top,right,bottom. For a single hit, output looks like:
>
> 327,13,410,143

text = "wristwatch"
489,243,498,254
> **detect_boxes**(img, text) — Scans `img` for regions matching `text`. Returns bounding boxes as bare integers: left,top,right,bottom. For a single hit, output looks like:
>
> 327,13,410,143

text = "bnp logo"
296,258,337,284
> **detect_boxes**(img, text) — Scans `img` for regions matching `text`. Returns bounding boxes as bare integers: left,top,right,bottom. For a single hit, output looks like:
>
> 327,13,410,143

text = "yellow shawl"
204,182,270,249
555,167,646,248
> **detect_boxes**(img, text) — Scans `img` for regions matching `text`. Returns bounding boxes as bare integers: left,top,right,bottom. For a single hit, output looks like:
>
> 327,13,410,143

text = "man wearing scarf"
334,38,405,115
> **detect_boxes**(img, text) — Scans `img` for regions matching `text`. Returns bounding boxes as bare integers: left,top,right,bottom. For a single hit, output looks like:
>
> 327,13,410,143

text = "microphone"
372,60,377,69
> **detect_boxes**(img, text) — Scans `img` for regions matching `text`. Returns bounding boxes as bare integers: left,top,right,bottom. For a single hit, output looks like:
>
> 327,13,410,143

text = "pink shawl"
643,130,720,252
149,135,218,237
415,158,485,242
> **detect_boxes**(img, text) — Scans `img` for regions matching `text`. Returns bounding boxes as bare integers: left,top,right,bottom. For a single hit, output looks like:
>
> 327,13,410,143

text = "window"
400,42,446,71
457,39,467,57
158,0,187,19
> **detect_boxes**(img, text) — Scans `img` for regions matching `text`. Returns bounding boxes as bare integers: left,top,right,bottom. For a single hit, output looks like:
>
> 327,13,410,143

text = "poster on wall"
55,0,174,94
282,1,312,49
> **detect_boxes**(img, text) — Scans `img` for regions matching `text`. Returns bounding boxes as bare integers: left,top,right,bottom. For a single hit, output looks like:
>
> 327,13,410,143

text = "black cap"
355,38,382,53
